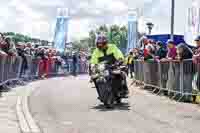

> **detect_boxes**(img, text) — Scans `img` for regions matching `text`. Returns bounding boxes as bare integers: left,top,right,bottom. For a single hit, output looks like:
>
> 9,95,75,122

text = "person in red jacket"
142,39,154,61
38,48,49,79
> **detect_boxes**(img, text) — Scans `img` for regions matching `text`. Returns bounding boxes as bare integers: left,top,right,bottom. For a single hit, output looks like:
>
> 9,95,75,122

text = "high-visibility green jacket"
125,55,134,65
90,44,124,65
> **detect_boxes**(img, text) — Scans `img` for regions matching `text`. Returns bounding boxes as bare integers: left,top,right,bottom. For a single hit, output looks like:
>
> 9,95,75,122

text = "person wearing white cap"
193,35,200,92
193,35,200,63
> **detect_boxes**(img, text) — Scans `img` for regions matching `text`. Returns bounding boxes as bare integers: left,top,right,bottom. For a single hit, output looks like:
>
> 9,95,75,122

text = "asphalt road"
29,75,200,133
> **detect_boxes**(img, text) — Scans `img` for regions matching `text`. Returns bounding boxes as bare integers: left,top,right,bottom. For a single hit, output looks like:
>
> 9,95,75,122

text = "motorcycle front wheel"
98,82,114,108
104,92,114,108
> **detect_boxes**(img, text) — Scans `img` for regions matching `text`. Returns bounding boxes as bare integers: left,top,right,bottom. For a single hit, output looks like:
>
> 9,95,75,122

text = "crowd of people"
0,33,66,79
0,32,89,80
125,35,200,102
126,35,200,76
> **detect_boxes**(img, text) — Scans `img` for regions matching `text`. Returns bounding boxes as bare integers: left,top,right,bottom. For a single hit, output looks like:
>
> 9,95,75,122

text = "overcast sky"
0,0,195,41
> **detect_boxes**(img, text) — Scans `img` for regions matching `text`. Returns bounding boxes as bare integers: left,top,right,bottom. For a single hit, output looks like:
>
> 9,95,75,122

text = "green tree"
108,25,123,48
99,24,108,33
76,25,129,54
2,32,40,44
72,38,89,52
119,26,128,51
3,32,15,36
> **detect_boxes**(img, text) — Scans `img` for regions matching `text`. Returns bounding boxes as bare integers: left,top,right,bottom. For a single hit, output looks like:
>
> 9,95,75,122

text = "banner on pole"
54,8,69,53
127,9,138,53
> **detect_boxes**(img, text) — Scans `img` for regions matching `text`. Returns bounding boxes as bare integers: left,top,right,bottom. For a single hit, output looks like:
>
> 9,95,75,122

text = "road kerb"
16,96,30,133
17,87,41,133
22,90,40,133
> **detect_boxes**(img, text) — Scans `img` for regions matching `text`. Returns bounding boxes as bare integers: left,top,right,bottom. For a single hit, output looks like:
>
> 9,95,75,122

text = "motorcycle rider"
90,34,129,98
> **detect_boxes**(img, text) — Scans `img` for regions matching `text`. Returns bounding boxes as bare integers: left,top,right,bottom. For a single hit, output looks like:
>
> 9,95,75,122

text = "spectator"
33,48,40,59
140,38,155,60
25,43,34,56
16,43,28,77
133,48,140,59
8,38,17,56
38,48,48,60
193,35,200,92
37,48,49,78
138,36,148,50
142,37,149,56
165,40,178,95
193,35,200,64
0,33,7,56
135,48,143,58
155,41,168,95
176,43,193,102
166,39,177,60
148,39,156,54
126,50,134,78
140,38,156,90
54,52,62,74
155,41,167,60
0,33,4,43
3,37,17,56
176,43,193,60
144,44,154,61
72,52,78,76
0,36,10,54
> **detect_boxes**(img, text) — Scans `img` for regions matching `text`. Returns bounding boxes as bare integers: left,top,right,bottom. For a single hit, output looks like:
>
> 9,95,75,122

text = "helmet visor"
97,42,107,48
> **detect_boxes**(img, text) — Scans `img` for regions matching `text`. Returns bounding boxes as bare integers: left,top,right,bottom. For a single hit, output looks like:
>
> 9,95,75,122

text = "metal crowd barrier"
0,56,22,86
133,59,198,102
0,55,89,87
134,60,144,82
64,60,89,74
26,58,88,78
78,61,89,74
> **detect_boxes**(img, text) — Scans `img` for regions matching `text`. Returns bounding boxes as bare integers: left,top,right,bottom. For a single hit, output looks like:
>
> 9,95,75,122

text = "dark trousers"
72,63,77,76
128,64,134,78
89,65,92,76
20,58,28,77
197,73,200,91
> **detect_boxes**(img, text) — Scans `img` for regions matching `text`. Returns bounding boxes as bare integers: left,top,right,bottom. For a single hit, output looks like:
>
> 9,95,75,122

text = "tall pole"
170,0,175,40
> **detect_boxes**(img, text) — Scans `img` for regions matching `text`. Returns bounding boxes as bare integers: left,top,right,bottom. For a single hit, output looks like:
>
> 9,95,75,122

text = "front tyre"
104,103,114,109
104,92,114,108
98,83,114,108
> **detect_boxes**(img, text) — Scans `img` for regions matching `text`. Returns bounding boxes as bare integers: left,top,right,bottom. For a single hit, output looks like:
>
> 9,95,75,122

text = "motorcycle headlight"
104,70,110,76
98,64,105,71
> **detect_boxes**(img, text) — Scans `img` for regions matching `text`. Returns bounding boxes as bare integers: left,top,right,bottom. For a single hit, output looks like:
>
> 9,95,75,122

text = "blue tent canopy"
146,34,185,46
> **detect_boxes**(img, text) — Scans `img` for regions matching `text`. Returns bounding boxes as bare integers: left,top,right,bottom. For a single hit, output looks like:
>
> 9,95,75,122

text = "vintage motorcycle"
91,61,128,108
